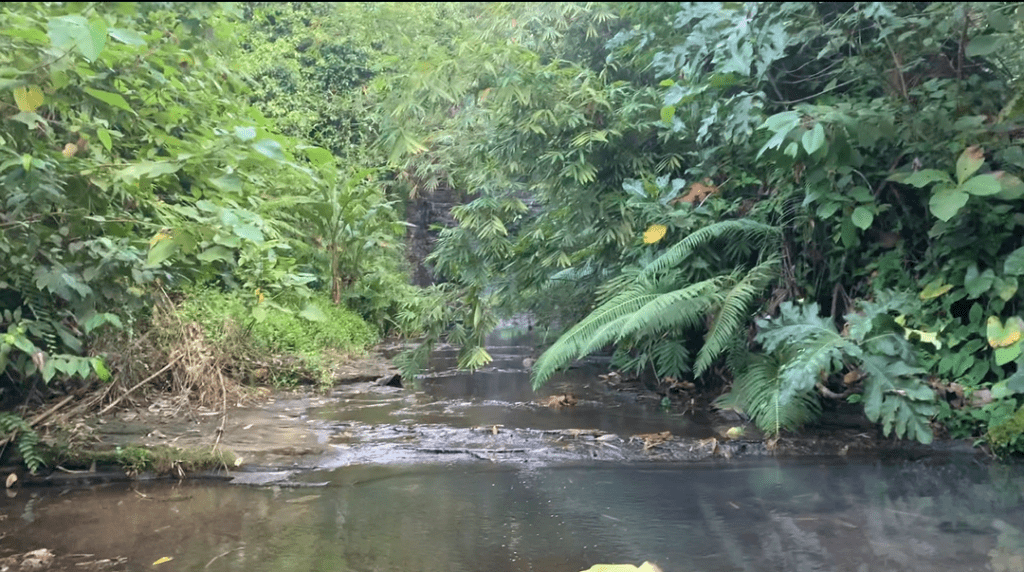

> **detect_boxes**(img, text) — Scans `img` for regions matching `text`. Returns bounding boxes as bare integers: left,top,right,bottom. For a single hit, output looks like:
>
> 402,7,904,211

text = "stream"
2,326,1024,572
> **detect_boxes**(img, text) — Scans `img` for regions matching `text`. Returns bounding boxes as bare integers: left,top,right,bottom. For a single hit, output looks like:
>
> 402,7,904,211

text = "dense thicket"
377,2,1024,453
4,2,1024,461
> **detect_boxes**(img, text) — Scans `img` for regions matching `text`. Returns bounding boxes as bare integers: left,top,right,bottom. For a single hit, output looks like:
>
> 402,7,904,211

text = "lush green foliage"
0,1,415,415
388,1,1024,452
177,288,377,359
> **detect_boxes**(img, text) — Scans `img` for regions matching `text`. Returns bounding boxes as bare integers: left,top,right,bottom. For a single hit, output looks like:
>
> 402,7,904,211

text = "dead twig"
97,355,181,416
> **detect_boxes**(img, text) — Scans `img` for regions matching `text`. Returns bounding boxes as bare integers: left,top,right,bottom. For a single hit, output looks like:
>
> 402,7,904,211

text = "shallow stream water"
2,326,1024,572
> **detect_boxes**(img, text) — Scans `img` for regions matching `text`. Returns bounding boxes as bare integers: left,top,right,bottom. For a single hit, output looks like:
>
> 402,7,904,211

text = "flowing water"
2,326,1024,572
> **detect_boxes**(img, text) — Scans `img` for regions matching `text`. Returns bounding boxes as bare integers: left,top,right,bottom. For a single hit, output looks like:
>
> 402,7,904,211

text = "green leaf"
850,206,873,230
891,169,952,188
252,139,285,162
929,186,969,221
961,174,1001,196
231,223,264,243
96,128,112,151
995,344,1022,366
1004,247,1024,275
660,105,675,124
116,161,179,183
47,15,107,62
251,305,268,323
956,146,985,185
965,34,1003,57
303,146,334,167
801,123,825,155
196,245,234,263
91,357,111,381
964,264,995,299
762,111,800,132
995,172,1024,200
84,88,132,113
146,238,177,267
298,304,326,322
920,279,952,300
108,27,146,46
996,277,1019,301
209,172,242,193
233,126,257,141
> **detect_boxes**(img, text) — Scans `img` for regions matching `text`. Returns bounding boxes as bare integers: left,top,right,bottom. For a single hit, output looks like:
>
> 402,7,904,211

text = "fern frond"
615,275,732,342
727,352,822,435
694,256,779,376
640,219,780,279
531,284,658,388
649,338,691,379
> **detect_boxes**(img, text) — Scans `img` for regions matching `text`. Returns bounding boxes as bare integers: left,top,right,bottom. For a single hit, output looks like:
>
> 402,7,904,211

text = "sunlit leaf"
12,86,43,112
919,279,952,300
643,224,667,244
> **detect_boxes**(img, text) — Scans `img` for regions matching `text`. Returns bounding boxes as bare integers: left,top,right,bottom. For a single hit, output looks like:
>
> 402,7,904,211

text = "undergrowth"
172,288,378,386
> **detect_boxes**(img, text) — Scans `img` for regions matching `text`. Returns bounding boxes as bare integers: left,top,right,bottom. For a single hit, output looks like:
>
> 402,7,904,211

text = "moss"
53,445,236,476
987,404,1024,457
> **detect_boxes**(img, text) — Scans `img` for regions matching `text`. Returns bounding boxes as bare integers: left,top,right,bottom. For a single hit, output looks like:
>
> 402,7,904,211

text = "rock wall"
405,186,461,286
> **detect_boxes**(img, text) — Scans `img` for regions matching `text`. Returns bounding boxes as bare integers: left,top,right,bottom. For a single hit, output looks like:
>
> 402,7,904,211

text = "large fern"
694,256,779,376
736,296,937,442
723,351,823,434
531,220,781,388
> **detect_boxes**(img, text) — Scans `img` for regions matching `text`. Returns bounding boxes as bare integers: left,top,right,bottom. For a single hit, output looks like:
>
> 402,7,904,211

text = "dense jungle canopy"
3,1,1024,466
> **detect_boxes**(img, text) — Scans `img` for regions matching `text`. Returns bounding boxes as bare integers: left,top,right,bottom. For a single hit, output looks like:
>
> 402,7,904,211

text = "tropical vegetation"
3,1,1024,469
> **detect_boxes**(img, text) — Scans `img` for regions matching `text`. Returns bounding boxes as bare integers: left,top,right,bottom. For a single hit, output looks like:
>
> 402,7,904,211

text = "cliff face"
404,185,460,286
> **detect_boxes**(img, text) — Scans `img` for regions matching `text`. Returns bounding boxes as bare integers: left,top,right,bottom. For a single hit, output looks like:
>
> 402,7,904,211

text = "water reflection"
1,457,1022,572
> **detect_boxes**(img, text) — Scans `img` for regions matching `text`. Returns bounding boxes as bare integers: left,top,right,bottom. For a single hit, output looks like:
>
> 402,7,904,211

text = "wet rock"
374,373,402,388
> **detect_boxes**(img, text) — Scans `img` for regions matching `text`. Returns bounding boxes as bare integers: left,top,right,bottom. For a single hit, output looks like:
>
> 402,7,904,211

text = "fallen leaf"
152,556,173,565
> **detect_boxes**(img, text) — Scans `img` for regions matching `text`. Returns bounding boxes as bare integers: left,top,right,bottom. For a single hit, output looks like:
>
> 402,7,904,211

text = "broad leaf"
850,206,873,230
801,122,825,155
961,174,1001,196
889,169,951,188
1004,246,1024,275
965,34,1004,57
956,146,985,185
929,186,968,221
252,139,285,161
963,264,995,299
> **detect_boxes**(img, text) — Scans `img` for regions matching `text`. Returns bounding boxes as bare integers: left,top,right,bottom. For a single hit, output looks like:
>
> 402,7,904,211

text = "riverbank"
2,345,983,489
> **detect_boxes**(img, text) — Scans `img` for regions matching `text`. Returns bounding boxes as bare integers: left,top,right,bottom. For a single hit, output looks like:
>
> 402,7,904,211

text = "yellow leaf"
148,232,171,247
643,224,667,244
152,557,173,565
725,426,746,439
13,85,44,112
